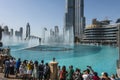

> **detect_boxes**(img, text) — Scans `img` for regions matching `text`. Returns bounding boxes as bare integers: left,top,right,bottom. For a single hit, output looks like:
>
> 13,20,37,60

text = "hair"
104,72,108,77
93,72,98,76
46,63,48,66
18,58,21,61
86,69,90,73
71,65,73,68
41,60,44,63
62,65,66,72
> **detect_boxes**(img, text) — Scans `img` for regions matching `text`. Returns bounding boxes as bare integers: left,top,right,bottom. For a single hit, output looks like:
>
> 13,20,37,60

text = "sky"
0,0,120,37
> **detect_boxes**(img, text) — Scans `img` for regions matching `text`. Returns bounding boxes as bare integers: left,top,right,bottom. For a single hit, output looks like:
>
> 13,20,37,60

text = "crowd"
3,56,50,80
1,56,120,80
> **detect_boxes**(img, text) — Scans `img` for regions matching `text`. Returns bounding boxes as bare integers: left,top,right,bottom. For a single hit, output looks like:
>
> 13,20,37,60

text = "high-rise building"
26,23,30,39
3,26,10,36
65,0,85,41
54,26,59,37
10,29,13,37
20,27,23,39
50,29,54,37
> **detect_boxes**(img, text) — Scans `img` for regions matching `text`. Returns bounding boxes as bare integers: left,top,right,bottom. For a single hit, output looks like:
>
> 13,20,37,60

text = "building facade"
65,0,85,41
82,19,119,45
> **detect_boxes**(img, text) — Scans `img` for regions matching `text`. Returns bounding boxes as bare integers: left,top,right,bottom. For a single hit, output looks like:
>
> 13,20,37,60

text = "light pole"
117,24,120,62
117,24,120,78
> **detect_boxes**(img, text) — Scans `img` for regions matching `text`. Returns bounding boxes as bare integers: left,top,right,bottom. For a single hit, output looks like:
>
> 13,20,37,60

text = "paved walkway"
0,73,21,80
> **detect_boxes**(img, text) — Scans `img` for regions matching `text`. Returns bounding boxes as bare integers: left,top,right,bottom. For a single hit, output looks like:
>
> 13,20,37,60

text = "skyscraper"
26,23,30,39
65,0,85,41
20,27,23,39
54,26,59,37
10,29,13,37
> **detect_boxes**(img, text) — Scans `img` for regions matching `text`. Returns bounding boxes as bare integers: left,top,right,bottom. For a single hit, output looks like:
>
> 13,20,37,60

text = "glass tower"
65,0,85,40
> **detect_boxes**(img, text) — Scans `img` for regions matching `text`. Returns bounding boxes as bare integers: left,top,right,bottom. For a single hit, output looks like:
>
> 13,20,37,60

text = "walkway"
0,73,22,80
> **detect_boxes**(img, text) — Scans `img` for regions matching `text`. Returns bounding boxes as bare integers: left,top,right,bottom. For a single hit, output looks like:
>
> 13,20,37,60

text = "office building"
26,23,31,39
10,29,13,37
65,0,85,41
54,26,59,37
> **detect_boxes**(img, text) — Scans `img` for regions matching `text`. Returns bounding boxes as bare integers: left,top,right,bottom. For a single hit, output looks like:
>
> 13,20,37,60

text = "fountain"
41,26,74,46
0,25,118,76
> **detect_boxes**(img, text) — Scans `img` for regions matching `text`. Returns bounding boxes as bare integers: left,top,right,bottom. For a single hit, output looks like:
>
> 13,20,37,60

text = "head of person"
75,68,79,72
93,72,98,76
58,66,60,69
111,74,115,79
86,69,90,74
53,57,56,61
102,72,109,78
41,60,44,63
18,58,21,61
46,63,48,66
62,65,66,72
83,69,90,74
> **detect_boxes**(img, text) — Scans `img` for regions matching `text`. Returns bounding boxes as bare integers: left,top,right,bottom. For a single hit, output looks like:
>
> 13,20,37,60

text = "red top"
92,76,100,80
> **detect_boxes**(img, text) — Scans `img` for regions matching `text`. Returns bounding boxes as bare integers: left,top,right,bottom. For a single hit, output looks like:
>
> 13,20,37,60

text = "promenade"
0,73,21,80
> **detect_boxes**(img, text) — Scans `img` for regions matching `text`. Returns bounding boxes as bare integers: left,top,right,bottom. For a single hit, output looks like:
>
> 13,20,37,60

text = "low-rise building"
82,18,119,45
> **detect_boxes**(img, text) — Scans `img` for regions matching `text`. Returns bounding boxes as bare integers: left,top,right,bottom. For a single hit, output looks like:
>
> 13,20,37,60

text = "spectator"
59,65,67,80
15,58,21,77
67,65,74,80
10,57,15,75
27,61,33,79
58,66,61,80
110,74,116,80
92,72,100,80
44,63,50,80
82,69,92,80
38,60,44,80
73,68,83,80
4,58,10,78
101,72,111,80
32,62,39,80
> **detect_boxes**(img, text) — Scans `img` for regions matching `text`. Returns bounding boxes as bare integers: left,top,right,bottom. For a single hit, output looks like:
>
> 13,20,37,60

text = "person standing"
38,60,44,80
32,61,39,80
59,65,67,80
73,68,83,80
44,63,50,80
67,65,74,80
10,57,15,75
15,58,21,77
92,72,100,80
4,58,10,78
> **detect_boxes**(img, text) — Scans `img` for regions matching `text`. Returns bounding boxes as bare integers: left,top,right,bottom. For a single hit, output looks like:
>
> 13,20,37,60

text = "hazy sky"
0,0,120,37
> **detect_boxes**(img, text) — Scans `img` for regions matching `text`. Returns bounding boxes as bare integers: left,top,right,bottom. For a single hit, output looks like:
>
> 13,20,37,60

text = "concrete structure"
82,19,118,45
64,0,85,41
49,60,58,80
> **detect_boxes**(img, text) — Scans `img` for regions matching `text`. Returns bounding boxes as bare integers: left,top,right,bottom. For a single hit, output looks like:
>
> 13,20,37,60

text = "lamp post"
118,24,120,64
117,24,120,78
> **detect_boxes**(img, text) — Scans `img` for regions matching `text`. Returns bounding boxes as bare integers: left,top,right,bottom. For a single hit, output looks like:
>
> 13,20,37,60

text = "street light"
117,24,120,77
